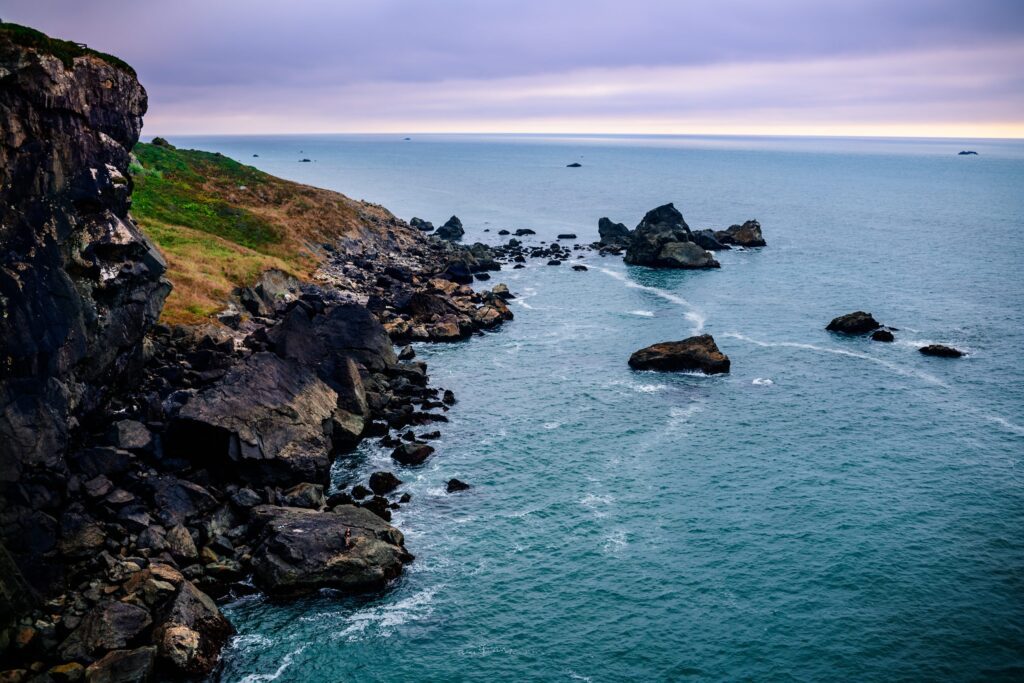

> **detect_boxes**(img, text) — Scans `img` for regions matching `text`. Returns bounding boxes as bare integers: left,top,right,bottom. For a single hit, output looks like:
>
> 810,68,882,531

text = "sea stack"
628,334,731,374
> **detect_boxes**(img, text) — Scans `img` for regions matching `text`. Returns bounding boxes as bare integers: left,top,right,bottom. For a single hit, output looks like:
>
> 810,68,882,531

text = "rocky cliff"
0,24,169,602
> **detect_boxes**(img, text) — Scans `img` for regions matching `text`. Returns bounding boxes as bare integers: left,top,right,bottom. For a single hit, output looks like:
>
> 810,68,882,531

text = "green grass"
0,22,136,76
132,143,281,251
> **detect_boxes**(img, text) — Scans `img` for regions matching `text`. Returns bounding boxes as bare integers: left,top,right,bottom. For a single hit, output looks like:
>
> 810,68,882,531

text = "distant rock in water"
920,344,964,358
410,217,434,232
598,217,631,247
435,216,465,241
624,203,720,269
446,478,471,493
253,153,259,157
299,158,312,162
958,150,978,155
557,233,577,239
567,162,582,167
514,228,536,236
826,311,882,335
628,334,731,375
714,220,766,247
871,329,895,342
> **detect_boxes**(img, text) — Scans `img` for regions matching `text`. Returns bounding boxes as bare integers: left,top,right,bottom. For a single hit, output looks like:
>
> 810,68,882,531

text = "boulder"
248,505,412,595
409,217,434,232
59,602,152,660
446,479,470,493
624,204,719,269
871,329,895,342
691,229,730,251
597,217,631,247
826,311,881,335
167,353,338,486
391,442,435,466
368,471,402,495
628,334,731,375
234,268,301,317
84,647,156,683
514,229,536,236
557,233,577,239
267,300,396,374
435,216,464,241
152,581,233,676
281,483,326,510
714,220,766,247
920,344,964,358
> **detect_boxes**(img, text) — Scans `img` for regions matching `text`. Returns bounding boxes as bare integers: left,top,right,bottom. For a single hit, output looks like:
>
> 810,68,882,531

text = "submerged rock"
826,311,881,335
628,334,731,375
249,505,412,595
920,344,964,358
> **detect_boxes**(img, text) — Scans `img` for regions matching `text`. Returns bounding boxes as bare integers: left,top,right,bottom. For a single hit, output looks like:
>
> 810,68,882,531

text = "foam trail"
978,413,1024,436
723,332,948,387
238,645,307,683
596,266,705,333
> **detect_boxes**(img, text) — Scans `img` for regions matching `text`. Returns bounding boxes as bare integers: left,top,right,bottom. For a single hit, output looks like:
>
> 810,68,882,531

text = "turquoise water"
171,134,1024,681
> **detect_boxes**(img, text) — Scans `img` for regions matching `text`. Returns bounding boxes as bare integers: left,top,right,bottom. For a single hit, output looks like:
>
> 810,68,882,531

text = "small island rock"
628,334,730,375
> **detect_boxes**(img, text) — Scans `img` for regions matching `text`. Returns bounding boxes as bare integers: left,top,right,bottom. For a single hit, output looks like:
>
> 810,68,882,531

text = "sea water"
166,134,1024,682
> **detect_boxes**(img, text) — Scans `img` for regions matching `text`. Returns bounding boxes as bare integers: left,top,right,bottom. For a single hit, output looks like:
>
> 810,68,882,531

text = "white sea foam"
543,421,562,429
723,332,948,387
238,645,307,683
979,413,1024,436
602,529,628,554
629,309,655,317
596,266,705,333
334,586,441,641
752,377,774,386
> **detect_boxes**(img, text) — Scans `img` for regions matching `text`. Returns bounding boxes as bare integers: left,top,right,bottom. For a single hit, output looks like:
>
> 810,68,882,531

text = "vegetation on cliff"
130,141,383,323
0,21,135,75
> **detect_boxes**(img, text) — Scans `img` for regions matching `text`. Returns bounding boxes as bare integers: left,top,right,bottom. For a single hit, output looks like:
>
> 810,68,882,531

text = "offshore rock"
714,220,766,247
624,204,719,269
919,344,964,358
598,217,631,247
628,334,731,375
249,505,412,595
826,311,881,335
435,216,465,241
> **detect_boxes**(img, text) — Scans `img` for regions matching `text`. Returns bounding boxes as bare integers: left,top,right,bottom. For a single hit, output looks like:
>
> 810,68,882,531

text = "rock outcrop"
826,311,882,335
714,220,766,247
623,204,720,269
249,505,413,595
628,334,731,375
598,217,631,247
920,344,964,358
435,216,465,241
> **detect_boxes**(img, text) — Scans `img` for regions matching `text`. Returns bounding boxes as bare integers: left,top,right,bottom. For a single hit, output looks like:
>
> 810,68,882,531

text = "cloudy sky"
6,0,1024,137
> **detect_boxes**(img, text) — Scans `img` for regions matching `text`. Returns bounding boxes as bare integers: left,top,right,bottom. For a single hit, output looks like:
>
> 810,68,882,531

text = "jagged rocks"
920,344,964,358
391,442,435,466
248,505,412,595
826,311,881,335
435,216,465,241
623,204,719,269
368,471,402,495
628,334,731,375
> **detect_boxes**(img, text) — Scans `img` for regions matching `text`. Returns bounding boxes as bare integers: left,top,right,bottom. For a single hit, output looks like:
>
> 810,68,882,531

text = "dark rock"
624,204,719,269
368,471,402,495
234,268,301,317
547,260,561,266
441,261,474,285
351,484,371,500
299,158,312,162
248,505,411,595
628,334,731,375
714,220,766,247
409,217,434,232
572,265,588,272
281,483,325,510
566,162,582,167
152,580,233,676
391,442,435,466
826,311,881,335
692,229,730,251
920,344,964,358
106,420,154,454
958,150,978,155
442,390,457,405
84,646,156,683
230,488,262,509
475,272,491,281
871,329,895,342
514,229,536,236
148,475,217,527
360,496,392,521
497,229,510,236
557,233,577,239
398,345,416,361
446,479,470,493
598,217,631,247
398,493,412,504
326,491,354,508
59,602,152,660
435,216,464,241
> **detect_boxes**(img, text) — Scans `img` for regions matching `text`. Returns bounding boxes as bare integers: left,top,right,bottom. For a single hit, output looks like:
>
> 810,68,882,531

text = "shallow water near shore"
173,134,1024,681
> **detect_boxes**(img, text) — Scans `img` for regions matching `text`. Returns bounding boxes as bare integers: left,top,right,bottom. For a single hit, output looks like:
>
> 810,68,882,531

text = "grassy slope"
130,142,370,324
0,21,135,75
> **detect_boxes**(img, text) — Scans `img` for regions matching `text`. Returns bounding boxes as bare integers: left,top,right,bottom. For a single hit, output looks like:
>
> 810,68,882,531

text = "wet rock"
492,283,514,300
919,344,964,358
446,479,470,493
391,442,435,466
281,483,325,510
248,506,412,595
826,311,881,335
84,646,156,683
871,329,895,342
326,491,354,508
714,220,766,247
557,233,577,239
368,471,402,495
514,229,536,236
398,345,416,361
572,265,588,272
351,484,371,500
435,216,465,241
624,204,719,269
628,334,731,375
360,496,392,521
598,217,631,247
692,229,730,251
442,390,457,405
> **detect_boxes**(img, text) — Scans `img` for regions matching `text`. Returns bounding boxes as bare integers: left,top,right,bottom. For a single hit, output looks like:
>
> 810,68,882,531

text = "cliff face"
0,30,169,592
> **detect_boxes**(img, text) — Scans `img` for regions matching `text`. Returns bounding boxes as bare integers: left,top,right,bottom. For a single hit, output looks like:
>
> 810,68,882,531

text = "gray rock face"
628,334,731,375
233,268,302,317
598,217,631,247
624,204,719,269
435,216,465,241
249,505,413,595
692,229,730,251
826,311,881,335
0,30,170,592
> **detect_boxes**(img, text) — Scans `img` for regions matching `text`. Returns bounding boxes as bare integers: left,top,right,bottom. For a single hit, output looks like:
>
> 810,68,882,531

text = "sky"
5,0,1024,138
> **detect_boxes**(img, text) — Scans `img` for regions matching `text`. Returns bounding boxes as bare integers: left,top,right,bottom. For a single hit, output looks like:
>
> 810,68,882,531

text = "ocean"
164,134,1024,682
